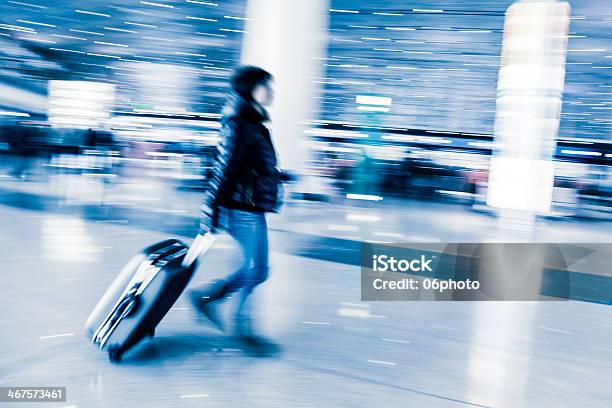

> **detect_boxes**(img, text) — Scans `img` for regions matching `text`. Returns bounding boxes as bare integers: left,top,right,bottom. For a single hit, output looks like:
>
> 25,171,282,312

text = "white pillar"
240,0,330,175
486,1,571,222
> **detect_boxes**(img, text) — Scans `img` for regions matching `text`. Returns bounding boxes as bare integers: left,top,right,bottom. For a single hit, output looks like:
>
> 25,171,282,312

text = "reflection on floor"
1,204,611,408
1,157,611,407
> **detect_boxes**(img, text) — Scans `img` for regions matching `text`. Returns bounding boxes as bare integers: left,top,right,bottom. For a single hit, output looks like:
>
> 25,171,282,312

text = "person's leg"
190,209,267,331
224,210,268,297
221,210,263,295
232,213,268,336
189,208,252,330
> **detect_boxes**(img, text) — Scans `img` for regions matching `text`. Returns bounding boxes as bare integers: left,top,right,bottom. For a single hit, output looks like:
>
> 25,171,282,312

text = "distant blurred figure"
352,147,375,194
82,128,115,153
9,126,29,180
189,65,291,348
83,128,98,152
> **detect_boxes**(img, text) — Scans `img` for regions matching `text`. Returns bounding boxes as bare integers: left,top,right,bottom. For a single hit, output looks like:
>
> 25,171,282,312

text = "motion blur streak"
488,2,570,218
0,0,611,407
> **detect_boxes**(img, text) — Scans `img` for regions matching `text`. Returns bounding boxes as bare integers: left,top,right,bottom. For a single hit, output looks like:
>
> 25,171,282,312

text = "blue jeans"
219,208,269,320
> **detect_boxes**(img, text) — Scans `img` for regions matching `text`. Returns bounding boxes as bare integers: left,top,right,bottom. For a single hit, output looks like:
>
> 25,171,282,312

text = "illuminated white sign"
356,95,392,106
48,81,115,128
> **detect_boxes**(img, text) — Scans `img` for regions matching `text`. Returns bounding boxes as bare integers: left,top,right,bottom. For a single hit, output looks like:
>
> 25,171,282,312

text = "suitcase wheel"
108,346,123,363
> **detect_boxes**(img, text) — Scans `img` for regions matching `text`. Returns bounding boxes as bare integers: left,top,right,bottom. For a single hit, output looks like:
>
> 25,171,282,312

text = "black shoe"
237,333,281,357
234,318,281,356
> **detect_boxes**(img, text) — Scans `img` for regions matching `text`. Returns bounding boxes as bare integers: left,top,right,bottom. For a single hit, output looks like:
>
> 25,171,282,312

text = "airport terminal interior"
0,0,610,407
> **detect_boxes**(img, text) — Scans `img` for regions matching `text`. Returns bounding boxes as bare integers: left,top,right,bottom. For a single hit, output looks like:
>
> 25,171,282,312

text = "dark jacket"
199,94,282,232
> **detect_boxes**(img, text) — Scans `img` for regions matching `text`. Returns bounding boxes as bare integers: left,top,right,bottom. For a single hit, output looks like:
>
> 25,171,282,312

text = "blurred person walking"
186,65,292,348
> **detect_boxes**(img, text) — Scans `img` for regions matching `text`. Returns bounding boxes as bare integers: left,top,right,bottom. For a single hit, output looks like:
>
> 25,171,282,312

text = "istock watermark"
361,242,612,303
371,277,480,292
372,254,434,273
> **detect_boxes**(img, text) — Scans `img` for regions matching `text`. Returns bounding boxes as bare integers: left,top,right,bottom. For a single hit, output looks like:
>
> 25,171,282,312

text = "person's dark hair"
230,65,272,101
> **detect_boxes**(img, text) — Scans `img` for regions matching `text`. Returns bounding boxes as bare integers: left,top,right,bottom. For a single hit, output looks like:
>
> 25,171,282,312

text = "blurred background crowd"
0,0,609,221
1,3,611,406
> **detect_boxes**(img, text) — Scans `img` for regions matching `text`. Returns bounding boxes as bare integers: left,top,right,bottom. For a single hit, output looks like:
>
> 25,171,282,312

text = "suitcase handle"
148,242,185,265
182,233,216,268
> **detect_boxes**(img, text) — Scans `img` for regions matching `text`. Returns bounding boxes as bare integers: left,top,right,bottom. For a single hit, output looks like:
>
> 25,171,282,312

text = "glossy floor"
0,163,611,407
0,214,611,407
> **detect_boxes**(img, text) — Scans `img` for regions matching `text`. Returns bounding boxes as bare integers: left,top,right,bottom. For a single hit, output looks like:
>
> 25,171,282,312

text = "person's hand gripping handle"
182,232,216,268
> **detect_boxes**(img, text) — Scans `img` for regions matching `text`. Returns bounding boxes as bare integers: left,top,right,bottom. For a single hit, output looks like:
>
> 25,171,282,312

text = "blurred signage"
48,81,115,129
356,94,392,113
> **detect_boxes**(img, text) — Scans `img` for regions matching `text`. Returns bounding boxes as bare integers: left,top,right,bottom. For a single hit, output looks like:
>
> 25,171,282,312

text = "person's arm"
199,119,249,234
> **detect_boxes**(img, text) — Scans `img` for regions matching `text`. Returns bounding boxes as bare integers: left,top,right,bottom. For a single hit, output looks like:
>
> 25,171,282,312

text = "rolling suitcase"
85,234,215,362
